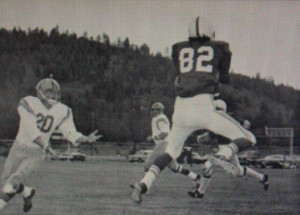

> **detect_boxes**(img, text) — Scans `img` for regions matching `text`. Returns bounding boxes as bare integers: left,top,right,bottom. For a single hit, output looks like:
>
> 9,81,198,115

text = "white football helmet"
151,102,165,117
188,16,215,39
242,120,252,129
36,78,61,106
214,99,227,112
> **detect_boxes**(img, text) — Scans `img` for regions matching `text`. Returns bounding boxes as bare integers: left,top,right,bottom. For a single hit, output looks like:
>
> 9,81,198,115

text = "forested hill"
0,27,299,142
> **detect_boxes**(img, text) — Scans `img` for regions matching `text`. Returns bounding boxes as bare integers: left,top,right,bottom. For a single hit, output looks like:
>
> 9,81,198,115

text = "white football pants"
166,94,256,159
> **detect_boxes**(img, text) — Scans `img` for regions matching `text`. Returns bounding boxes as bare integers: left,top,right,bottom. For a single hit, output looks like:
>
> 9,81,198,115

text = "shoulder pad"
19,96,37,115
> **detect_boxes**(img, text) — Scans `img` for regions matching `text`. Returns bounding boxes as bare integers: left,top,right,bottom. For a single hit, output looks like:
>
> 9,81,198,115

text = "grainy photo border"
0,0,299,214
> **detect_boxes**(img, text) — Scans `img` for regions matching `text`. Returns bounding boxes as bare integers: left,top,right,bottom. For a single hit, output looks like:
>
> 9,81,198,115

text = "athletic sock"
139,153,173,194
177,165,198,181
244,167,264,181
140,165,160,193
198,175,212,194
22,186,32,198
0,191,14,203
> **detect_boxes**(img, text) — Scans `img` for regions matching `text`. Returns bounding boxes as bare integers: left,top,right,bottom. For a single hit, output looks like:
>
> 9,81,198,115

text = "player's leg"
168,159,201,182
0,143,24,210
131,125,194,203
144,141,168,172
1,146,44,212
188,159,213,198
210,111,256,157
207,111,256,175
144,141,200,185
14,147,44,212
230,154,269,190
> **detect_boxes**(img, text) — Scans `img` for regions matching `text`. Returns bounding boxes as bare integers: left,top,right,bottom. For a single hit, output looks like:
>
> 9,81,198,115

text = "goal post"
264,127,294,155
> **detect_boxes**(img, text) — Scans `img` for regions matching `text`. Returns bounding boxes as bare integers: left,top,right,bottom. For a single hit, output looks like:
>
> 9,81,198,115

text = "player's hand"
87,130,103,143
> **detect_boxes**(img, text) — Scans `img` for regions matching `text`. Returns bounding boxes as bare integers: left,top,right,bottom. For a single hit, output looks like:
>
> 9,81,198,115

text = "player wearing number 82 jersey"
172,37,231,97
131,16,256,204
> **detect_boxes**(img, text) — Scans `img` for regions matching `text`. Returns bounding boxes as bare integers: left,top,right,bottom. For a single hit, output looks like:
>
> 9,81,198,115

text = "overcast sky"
0,0,299,89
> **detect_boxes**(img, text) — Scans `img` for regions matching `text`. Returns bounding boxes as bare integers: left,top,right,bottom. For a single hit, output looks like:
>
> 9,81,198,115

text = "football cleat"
188,187,204,199
211,155,240,176
23,188,35,213
130,183,143,204
260,174,269,191
188,16,215,39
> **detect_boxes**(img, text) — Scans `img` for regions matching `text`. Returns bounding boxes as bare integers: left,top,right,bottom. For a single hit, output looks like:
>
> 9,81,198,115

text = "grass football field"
0,158,299,215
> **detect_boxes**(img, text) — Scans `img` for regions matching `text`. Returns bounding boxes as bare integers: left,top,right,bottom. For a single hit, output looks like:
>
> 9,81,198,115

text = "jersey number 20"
179,46,214,73
37,113,54,133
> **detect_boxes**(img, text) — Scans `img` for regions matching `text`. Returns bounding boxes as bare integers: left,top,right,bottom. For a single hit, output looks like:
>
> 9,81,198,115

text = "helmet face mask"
151,102,165,118
36,78,61,107
188,16,215,40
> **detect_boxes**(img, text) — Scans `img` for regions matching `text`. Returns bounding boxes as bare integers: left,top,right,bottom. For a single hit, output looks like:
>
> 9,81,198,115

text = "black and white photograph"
0,0,299,214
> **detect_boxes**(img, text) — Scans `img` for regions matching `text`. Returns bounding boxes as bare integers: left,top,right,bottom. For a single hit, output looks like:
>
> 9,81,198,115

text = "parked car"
238,150,261,166
50,154,69,161
50,152,86,161
256,154,298,169
128,150,153,163
70,152,86,161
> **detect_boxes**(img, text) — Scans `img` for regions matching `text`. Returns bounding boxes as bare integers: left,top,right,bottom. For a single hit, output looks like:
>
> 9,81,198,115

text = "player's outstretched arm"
75,130,103,145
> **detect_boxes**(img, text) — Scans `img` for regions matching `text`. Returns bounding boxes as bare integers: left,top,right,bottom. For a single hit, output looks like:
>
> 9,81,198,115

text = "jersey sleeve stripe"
156,118,168,131
19,98,35,115
56,108,71,129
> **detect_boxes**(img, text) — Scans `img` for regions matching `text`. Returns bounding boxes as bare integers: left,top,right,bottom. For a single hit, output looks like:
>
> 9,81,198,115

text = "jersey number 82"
179,46,214,73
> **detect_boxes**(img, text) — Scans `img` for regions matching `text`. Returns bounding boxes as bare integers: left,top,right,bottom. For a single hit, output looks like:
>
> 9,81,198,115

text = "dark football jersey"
172,39,232,98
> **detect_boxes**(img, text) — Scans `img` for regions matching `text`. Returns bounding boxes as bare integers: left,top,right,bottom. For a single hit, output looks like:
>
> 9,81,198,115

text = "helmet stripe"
196,16,200,37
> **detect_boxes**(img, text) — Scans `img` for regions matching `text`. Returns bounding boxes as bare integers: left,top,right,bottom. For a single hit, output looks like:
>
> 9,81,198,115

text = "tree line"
0,27,299,144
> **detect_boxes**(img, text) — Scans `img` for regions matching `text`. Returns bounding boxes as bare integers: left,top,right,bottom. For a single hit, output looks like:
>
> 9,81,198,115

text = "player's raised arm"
57,108,102,147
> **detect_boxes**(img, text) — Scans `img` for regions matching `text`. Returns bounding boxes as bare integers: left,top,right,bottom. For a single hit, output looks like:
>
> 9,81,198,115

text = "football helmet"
36,78,61,106
242,120,251,129
188,16,215,39
151,102,165,117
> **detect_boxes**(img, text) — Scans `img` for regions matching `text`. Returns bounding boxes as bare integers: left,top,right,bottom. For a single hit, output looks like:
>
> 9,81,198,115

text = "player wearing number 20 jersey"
16,95,83,149
0,78,102,212
172,40,231,97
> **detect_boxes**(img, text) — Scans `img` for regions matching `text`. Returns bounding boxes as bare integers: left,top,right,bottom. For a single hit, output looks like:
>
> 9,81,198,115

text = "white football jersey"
151,113,170,145
16,96,83,148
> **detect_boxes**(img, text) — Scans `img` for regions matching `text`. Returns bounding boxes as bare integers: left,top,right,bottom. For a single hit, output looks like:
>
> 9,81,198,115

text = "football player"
0,78,102,212
131,16,260,203
188,99,269,198
133,102,200,191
